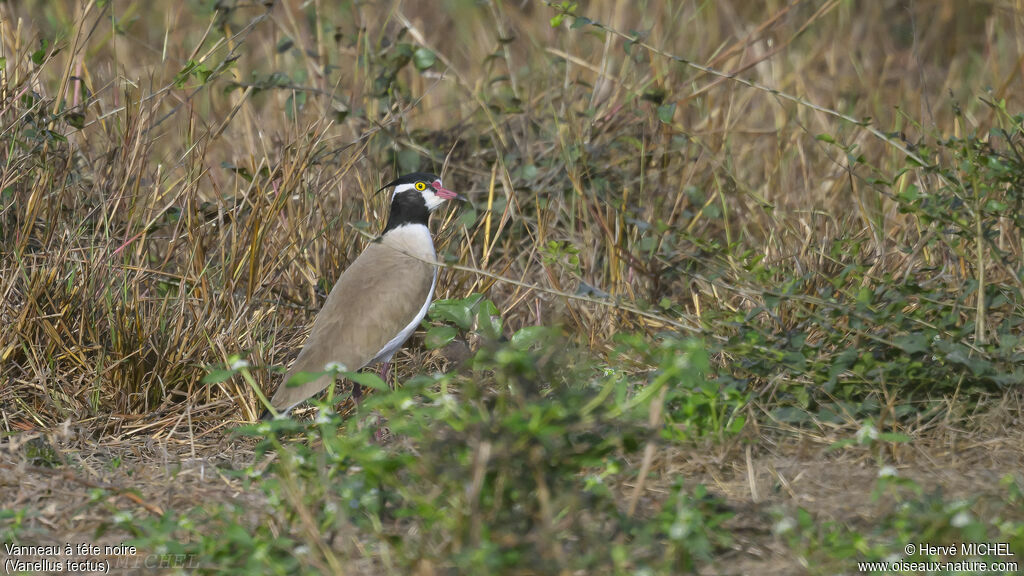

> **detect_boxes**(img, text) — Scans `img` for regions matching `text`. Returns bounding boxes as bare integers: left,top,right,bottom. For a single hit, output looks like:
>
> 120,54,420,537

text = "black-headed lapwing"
261,172,462,420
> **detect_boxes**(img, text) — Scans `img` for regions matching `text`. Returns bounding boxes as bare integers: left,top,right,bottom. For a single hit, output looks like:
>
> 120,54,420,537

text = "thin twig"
544,2,933,169
349,226,703,334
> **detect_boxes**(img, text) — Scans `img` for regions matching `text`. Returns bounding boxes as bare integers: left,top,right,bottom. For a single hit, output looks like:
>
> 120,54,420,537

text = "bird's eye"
414,182,427,191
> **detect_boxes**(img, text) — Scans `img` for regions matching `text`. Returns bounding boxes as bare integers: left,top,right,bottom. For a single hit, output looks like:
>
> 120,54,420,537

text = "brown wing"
269,233,435,412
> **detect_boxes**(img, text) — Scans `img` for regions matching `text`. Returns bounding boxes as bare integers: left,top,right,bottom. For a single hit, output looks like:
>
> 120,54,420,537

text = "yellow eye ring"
414,182,427,191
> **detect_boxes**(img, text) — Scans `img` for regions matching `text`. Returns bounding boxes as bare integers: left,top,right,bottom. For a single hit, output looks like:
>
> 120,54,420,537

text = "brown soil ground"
2,399,1021,575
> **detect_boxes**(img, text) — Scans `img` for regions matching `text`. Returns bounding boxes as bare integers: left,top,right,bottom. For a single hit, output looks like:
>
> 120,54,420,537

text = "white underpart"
368,223,438,367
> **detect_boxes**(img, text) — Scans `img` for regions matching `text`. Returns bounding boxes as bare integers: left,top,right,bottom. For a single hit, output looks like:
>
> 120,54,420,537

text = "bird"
261,172,463,420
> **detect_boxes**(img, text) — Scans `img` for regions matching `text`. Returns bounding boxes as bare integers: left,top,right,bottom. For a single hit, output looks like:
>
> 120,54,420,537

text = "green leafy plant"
213,320,726,573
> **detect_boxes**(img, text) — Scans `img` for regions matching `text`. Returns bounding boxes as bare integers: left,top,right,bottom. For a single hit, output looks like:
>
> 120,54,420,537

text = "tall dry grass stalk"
0,1,1021,429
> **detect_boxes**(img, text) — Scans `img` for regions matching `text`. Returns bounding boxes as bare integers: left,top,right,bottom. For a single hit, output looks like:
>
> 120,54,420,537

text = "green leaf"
896,183,920,203
942,344,970,366
174,60,198,88
430,295,483,330
342,371,388,391
174,59,214,89
201,369,235,384
474,299,503,340
195,65,213,84
284,370,329,387
459,207,478,228
64,112,85,129
31,39,48,66
770,406,812,424
985,199,1007,212
550,14,565,28
425,325,458,350
893,333,930,354
397,148,421,173
285,92,307,120
571,16,591,29
413,48,436,71
856,286,872,305
656,102,676,124
510,326,552,349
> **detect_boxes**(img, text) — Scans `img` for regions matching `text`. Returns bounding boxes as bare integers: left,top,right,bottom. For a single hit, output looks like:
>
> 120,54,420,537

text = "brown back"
269,226,436,412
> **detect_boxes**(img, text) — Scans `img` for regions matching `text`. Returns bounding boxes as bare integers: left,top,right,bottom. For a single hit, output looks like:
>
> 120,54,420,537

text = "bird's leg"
377,361,392,386
351,360,388,407
371,361,392,442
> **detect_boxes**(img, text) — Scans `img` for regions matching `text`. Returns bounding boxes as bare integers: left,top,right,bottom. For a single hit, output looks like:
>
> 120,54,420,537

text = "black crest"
379,172,440,191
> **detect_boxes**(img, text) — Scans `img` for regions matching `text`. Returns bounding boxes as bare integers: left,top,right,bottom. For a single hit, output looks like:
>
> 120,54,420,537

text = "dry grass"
2,0,1024,573
0,0,1020,420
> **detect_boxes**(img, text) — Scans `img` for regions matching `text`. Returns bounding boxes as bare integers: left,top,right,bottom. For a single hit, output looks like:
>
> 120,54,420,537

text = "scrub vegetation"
1,1,1023,574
